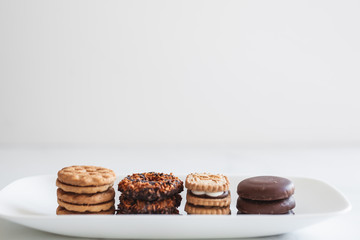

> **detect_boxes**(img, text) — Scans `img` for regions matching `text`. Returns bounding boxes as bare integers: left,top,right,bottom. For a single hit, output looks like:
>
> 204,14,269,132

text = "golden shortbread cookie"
184,203,231,215
57,188,115,205
57,199,115,213
58,165,116,187
185,173,230,192
186,191,231,207
56,179,113,194
56,206,115,215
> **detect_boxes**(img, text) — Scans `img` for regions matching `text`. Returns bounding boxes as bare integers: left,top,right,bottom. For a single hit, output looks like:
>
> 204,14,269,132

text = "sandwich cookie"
185,173,231,214
56,165,116,215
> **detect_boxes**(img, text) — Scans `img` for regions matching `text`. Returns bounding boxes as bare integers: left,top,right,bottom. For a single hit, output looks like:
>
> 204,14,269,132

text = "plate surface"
0,175,351,239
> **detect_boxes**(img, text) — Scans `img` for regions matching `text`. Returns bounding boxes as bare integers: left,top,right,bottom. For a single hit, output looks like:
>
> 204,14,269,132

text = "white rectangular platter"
0,175,351,239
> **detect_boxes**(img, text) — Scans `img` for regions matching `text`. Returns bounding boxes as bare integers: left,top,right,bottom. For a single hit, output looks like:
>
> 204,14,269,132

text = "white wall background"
0,0,360,145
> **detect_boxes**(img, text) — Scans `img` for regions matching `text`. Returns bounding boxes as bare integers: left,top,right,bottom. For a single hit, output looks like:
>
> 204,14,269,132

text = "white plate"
0,175,351,239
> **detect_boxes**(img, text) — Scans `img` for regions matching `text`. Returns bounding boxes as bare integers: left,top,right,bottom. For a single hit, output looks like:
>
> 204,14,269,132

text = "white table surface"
0,145,359,239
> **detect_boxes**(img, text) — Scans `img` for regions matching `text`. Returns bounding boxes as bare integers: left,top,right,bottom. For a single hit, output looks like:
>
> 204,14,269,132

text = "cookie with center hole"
117,194,182,214
118,172,184,201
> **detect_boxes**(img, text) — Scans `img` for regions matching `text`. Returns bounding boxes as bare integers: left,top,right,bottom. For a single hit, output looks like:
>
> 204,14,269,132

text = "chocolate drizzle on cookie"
118,172,184,202
118,194,182,214
117,172,184,214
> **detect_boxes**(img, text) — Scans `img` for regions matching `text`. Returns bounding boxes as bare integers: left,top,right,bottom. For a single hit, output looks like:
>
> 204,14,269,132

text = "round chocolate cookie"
236,195,296,214
117,194,181,214
237,176,294,201
118,172,184,201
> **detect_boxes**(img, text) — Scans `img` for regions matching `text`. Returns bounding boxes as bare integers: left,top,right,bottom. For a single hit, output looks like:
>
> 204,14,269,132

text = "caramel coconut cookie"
118,194,182,214
117,172,183,214
184,173,231,215
236,176,296,214
118,172,183,201
56,165,116,215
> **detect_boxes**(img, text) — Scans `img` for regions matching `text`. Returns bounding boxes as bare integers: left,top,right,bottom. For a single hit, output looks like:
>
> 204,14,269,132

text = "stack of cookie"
56,165,116,215
184,173,231,215
117,172,183,214
236,176,295,214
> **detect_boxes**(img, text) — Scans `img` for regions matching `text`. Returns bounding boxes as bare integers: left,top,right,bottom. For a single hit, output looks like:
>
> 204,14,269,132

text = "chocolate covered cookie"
236,195,296,214
236,176,296,215
237,176,294,201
